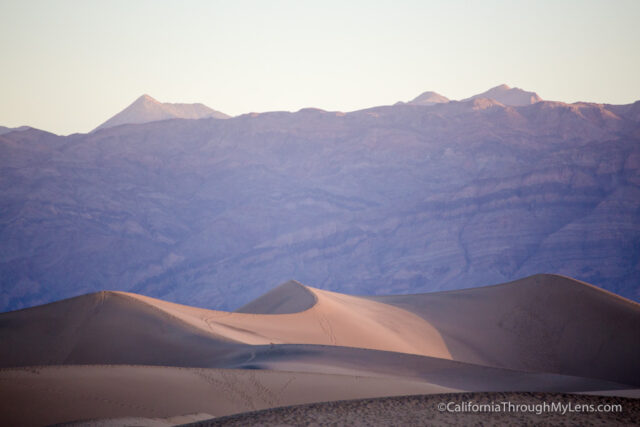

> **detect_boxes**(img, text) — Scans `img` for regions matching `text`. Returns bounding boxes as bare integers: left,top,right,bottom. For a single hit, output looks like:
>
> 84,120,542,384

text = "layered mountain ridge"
0,86,639,312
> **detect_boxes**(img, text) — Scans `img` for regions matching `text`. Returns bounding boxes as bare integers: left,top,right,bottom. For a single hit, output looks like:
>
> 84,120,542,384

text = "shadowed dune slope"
0,366,456,427
365,274,640,386
218,344,635,393
1,365,634,427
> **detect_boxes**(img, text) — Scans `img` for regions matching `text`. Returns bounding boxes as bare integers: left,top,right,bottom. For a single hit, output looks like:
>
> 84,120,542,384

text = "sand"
365,274,640,386
1,279,452,367
234,280,317,314
0,365,456,427
0,273,638,425
4,274,637,378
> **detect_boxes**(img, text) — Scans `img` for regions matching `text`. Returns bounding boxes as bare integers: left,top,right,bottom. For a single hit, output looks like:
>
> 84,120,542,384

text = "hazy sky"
1,0,639,135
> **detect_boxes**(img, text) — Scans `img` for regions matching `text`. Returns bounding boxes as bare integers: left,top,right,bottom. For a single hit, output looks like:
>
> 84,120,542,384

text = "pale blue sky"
1,0,639,135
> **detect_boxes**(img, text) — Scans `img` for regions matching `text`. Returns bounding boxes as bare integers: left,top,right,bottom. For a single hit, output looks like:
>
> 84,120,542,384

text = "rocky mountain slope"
1,88,639,311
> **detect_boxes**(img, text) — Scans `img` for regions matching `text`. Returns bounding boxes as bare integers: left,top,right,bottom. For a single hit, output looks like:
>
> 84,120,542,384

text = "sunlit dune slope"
366,274,640,386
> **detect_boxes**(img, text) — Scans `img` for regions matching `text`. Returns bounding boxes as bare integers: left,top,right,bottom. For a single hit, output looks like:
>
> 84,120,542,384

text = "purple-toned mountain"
1,89,639,312
407,91,450,106
93,94,229,131
399,84,541,107
0,125,30,136
462,84,542,106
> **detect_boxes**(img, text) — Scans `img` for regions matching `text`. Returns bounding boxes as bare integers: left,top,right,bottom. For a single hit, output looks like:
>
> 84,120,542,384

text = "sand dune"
366,274,640,386
4,364,631,427
125,282,452,358
0,274,638,425
56,413,214,427
218,344,634,393
3,274,636,384
234,280,317,314
0,278,452,366
0,365,456,427
0,290,243,368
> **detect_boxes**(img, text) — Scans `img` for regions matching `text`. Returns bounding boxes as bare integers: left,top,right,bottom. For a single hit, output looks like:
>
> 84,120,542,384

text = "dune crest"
234,280,317,314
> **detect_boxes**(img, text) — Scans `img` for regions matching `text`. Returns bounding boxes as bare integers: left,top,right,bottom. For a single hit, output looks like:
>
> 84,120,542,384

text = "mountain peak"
463,84,542,106
136,94,159,103
93,95,230,132
407,91,450,106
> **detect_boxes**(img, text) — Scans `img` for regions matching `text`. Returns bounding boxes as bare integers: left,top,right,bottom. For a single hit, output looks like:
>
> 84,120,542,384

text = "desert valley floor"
0,274,639,426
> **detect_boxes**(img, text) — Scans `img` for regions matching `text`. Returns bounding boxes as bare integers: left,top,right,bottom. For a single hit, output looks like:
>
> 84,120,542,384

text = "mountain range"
95,84,542,131
1,85,639,312
399,84,541,107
